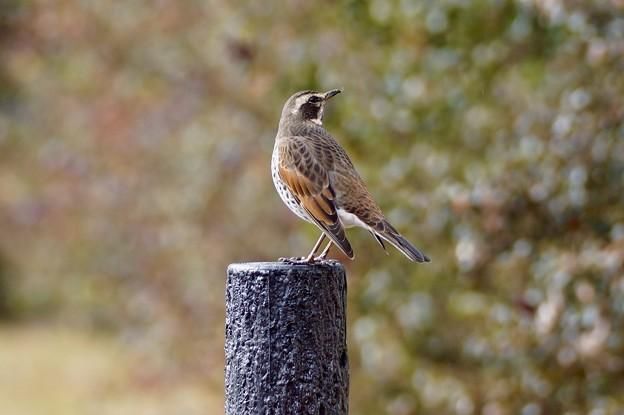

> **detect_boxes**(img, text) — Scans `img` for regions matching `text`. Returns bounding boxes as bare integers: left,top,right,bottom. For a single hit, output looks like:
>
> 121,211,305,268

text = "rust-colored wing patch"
278,138,353,258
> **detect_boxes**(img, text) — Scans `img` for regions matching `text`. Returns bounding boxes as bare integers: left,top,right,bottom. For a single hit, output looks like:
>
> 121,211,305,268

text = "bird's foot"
278,256,314,264
278,256,338,265
314,257,340,265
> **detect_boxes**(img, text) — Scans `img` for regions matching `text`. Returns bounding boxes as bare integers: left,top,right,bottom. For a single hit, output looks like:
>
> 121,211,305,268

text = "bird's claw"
278,256,311,264
278,256,334,264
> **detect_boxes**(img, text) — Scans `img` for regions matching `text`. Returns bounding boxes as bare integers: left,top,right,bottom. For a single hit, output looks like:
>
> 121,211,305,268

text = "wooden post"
225,261,349,415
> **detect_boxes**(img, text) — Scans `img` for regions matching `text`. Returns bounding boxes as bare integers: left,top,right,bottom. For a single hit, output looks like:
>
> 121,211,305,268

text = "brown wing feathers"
279,168,335,223
278,139,354,259
373,220,430,263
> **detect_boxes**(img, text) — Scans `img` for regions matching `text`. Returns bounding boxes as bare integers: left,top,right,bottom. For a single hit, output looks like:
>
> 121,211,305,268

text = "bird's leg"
279,233,330,263
303,233,327,262
316,240,333,260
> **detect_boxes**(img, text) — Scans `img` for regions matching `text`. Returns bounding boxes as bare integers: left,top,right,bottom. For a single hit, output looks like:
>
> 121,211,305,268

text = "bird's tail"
375,220,430,263
323,220,354,259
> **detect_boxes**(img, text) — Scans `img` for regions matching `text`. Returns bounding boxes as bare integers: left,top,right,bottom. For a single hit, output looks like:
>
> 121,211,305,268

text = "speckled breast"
271,143,311,222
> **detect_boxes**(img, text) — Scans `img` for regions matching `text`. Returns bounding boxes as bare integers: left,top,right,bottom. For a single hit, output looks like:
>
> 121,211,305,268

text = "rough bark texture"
225,261,348,415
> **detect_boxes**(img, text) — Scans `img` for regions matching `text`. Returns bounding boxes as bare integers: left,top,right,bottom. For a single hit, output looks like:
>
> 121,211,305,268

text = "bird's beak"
323,88,342,100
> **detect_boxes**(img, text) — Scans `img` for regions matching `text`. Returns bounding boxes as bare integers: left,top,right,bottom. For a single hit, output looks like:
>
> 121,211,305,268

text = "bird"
272,88,430,263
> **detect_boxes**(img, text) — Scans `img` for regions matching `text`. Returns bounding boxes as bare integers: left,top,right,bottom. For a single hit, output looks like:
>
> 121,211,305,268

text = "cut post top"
227,260,345,274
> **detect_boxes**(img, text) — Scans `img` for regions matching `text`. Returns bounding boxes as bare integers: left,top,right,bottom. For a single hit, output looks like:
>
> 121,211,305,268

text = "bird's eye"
308,96,322,104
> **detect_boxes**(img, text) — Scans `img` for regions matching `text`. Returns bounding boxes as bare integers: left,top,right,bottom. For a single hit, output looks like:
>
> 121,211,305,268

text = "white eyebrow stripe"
291,95,309,113
290,94,325,120
292,95,309,112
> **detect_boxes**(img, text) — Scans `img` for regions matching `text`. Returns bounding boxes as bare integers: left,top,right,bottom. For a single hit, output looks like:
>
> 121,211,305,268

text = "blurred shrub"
0,252,16,319
0,0,623,413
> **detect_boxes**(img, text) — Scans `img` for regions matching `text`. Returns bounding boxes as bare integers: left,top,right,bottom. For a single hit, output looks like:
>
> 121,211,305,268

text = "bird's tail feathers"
376,220,430,263
369,230,388,254
324,221,354,259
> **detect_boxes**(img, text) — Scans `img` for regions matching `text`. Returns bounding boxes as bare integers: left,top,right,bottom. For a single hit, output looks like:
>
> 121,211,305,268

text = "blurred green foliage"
1,0,623,413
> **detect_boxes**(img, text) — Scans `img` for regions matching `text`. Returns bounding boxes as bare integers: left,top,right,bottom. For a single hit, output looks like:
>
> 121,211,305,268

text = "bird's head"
280,89,342,127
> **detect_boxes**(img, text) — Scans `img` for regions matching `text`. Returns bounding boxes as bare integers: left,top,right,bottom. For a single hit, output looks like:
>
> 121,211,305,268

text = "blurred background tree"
0,0,623,414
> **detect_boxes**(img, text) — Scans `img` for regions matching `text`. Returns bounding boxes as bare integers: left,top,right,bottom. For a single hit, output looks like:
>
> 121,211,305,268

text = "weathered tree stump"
225,261,349,415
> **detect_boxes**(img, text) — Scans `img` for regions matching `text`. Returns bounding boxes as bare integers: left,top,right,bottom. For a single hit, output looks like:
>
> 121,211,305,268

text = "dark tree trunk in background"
225,261,349,415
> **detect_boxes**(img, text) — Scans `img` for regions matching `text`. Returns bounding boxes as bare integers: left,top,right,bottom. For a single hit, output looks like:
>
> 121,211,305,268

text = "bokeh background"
1,0,624,414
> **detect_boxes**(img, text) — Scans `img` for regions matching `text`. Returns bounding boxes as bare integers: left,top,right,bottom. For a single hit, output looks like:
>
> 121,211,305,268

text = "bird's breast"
271,144,312,223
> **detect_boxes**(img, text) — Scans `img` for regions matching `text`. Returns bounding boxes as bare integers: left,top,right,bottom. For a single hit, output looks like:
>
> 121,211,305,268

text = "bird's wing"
328,147,431,263
277,136,353,259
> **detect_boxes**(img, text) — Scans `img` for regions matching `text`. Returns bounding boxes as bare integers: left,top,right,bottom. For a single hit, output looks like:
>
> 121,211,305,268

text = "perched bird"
272,89,430,263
